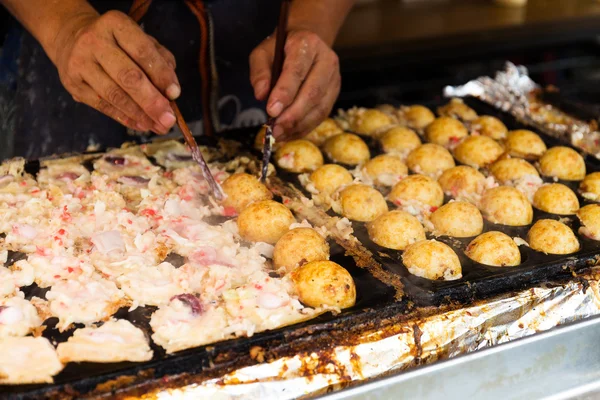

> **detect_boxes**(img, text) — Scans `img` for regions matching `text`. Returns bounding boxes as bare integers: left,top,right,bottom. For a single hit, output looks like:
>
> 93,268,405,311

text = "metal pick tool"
171,101,225,200
260,0,291,182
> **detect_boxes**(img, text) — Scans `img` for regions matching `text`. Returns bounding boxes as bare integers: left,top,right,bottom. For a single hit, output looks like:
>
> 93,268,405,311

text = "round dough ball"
479,186,533,226
401,105,436,130
309,164,353,194
351,109,393,136
363,154,408,186
389,175,444,207
538,146,586,181
425,117,468,147
471,115,508,140
465,231,521,267
430,201,483,238
237,200,295,244
437,98,478,122
379,126,422,156
406,143,455,178
577,204,600,240
489,158,539,184
454,135,504,168
438,166,486,198
533,183,579,215
275,140,323,173
291,260,356,308
402,240,462,280
367,210,426,250
505,130,547,160
580,172,600,202
254,126,267,151
527,219,579,255
304,118,344,146
323,133,370,166
338,184,388,222
221,173,273,213
273,228,329,273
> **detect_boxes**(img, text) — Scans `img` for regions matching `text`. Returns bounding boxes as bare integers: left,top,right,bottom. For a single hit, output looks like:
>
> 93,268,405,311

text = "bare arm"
250,0,355,140
1,0,179,133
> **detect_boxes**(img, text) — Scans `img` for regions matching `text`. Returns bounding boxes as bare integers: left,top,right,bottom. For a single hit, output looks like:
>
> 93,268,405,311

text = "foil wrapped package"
444,62,600,158
153,272,600,399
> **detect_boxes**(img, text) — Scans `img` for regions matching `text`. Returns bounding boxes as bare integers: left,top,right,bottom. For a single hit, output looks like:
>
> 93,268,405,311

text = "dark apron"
9,0,278,159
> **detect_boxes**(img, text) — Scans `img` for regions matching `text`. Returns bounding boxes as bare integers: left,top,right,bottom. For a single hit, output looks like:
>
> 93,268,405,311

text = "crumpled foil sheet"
153,274,600,400
444,62,600,159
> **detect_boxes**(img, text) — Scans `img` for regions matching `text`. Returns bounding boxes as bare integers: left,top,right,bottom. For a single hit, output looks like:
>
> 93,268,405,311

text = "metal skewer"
171,101,225,200
260,0,291,182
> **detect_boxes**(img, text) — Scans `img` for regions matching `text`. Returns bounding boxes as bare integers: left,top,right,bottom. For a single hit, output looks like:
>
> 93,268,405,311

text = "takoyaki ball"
437,98,478,122
438,166,486,198
538,146,586,181
406,144,455,178
465,231,521,267
254,126,267,151
309,164,353,194
275,140,324,173
479,186,533,226
425,117,468,147
400,105,436,130
379,126,422,156
471,115,508,140
367,210,426,250
532,184,579,215
527,219,580,255
402,240,462,280
291,260,356,309
237,200,295,244
577,204,600,240
454,135,504,168
323,133,370,166
363,155,408,186
489,158,539,184
338,184,388,222
389,174,444,207
430,201,483,238
273,228,330,273
351,108,393,136
505,130,547,160
304,118,344,146
580,172,600,202
221,173,273,213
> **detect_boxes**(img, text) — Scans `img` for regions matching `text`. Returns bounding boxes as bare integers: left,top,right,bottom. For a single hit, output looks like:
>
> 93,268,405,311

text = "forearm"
1,0,99,63
288,0,355,46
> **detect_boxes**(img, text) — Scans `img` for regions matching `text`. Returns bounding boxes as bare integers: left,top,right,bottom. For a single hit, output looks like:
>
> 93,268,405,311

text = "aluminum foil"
444,62,600,159
152,273,600,400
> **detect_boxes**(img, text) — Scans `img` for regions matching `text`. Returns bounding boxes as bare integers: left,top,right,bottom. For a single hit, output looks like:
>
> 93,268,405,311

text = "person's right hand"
52,10,180,134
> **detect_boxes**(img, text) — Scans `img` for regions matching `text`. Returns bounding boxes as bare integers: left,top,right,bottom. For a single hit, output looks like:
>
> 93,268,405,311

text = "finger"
95,43,176,131
80,63,156,132
148,36,177,69
249,41,273,101
266,33,318,118
71,82,140,130
275,53,339,136
276,71,340,141
108,14,180,99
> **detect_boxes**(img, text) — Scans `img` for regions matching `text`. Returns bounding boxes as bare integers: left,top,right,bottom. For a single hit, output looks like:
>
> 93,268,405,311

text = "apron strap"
127,0,216,136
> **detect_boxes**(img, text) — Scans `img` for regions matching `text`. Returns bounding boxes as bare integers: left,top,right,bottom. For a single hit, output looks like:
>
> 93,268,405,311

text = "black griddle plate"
3,97,600,399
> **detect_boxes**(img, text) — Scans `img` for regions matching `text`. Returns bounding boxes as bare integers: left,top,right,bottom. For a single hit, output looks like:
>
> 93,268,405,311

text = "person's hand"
52,10,180,134
250,30,341,141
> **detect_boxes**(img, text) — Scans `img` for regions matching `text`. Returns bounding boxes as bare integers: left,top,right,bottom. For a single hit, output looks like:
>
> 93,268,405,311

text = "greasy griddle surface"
3,97,599,398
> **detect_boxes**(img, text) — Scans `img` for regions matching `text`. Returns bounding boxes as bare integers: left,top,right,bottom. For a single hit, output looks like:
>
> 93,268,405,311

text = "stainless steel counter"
321,315,600,400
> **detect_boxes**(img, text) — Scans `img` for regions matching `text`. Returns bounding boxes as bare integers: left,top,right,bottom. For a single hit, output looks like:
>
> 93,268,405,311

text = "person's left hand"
250,30,341,141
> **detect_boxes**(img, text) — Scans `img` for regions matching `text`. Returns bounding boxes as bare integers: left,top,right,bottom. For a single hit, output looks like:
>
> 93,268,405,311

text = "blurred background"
2,0,600,132
333,0,600,112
